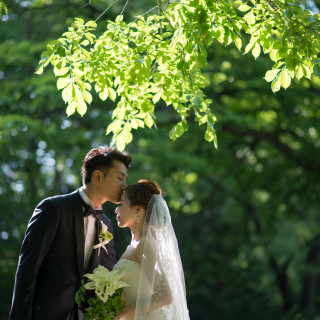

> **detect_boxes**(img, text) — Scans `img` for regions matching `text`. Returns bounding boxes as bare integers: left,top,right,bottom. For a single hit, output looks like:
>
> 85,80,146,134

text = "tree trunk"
269,256,294,312
300,241,320,314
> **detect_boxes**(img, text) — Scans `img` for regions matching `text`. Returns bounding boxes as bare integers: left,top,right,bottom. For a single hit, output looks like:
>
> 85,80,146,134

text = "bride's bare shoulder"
136,236,157,260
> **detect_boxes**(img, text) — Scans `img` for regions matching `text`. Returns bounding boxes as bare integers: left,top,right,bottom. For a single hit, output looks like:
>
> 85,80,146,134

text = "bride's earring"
135,212,139,223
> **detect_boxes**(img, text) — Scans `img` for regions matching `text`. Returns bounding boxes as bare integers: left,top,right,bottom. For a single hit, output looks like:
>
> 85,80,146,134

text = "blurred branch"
300,237,320,315
269,255,294,312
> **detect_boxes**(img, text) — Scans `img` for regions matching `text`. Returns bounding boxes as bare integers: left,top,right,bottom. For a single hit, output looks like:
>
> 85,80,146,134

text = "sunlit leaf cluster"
36,0,320,149
0,0,7,18
238,0,320,92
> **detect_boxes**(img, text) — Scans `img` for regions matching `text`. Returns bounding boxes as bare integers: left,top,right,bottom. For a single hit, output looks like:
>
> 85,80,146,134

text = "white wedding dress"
114,195,190,320
113,259,162,320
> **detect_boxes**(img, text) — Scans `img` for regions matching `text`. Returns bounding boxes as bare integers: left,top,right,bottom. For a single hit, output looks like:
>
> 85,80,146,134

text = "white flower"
84,265,129,303
101,221,108,233
93,221,113,255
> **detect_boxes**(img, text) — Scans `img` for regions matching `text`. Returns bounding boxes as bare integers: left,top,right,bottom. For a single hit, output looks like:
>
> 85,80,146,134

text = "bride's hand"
118,304,135,320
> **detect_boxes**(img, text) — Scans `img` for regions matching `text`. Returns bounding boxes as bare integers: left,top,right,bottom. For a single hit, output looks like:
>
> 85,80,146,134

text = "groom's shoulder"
30,190,80,220
37,189,79,207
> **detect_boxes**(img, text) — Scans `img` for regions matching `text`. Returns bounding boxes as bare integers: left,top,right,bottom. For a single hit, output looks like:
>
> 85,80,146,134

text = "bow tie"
81,197,104,218
84,207,104,219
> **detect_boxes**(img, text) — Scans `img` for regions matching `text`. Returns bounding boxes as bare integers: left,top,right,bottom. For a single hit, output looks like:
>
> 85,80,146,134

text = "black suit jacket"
9,189,117,320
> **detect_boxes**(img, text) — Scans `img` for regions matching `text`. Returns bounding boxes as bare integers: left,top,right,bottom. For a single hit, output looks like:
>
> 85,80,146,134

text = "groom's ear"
92,170,104,184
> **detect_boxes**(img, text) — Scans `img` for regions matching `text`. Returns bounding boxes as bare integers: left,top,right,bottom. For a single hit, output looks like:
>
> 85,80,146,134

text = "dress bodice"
114,259,150,304
113,259,161,320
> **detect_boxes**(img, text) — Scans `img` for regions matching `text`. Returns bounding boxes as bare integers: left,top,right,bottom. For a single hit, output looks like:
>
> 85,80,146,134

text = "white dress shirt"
78,188,104,320
79,187,100,272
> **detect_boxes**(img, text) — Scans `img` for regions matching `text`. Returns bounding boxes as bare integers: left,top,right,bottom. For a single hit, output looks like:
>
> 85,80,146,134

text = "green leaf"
40,51,50,58
108,87,117,102
82,90,92,104
116,136,126,152
301,63,311,79
152,91,162,104
54,66,69,76
235,38,242,51
244,11,255,24
74,17,84,26
85,20,97,28
197,54,207,68
295,65,304,80
144,113,154,128
35,66,44,75
123,129,133,144
280,68,291,89
271,76,281,93
57,75,71,90
106,120,123,135
80,39,90,46
283,9,294,19
115,14,124,23
84,33,95,43
204,118,218,148
66,101,77,116
169,121,188,141
237,4,251,12
73,67,83,77
264,69,280,82
204,126,214,142
269,49,278,62
99,86,109,101
76,98,87,116
130,119,138,130
252,43,261,59
197,114,207,125
244,37,256,54
313,64,320,77
82,48,91,60
62,83,73,103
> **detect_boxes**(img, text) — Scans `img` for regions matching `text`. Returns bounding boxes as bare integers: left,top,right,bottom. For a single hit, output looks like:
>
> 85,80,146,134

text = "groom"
9,146,132,320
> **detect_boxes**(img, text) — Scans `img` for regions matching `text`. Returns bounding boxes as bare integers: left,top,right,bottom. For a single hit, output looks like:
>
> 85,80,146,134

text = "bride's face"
115,193,136,228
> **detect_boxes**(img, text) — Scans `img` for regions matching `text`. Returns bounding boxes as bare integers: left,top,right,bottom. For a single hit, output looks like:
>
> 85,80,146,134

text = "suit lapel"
70,190,85,277
87,218,101,274
96,217,101,241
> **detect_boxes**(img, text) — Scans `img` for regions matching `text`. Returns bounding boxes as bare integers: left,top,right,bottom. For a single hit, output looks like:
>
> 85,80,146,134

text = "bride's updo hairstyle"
124,179,162,212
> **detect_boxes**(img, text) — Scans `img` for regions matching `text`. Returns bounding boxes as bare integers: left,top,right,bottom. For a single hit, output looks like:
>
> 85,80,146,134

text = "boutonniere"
93,221,113,255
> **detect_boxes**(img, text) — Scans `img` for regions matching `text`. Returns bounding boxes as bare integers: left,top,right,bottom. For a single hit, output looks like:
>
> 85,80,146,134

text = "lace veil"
135,194,190,320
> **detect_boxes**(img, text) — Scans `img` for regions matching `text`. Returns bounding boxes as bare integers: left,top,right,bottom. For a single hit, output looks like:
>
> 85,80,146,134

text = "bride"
113,179,190,320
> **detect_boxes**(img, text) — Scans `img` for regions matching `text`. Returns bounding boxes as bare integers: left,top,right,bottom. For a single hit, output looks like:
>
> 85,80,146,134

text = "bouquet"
76,265,129,320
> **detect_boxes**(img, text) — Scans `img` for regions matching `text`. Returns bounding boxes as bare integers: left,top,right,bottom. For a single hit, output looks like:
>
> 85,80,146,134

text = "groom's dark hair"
81,146,131,185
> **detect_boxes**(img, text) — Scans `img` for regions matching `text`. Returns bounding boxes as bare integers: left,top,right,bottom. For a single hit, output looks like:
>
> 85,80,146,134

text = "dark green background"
1,0,320,319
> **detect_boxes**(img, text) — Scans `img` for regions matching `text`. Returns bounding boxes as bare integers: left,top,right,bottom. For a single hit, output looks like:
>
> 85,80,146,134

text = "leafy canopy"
36,0,320,150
